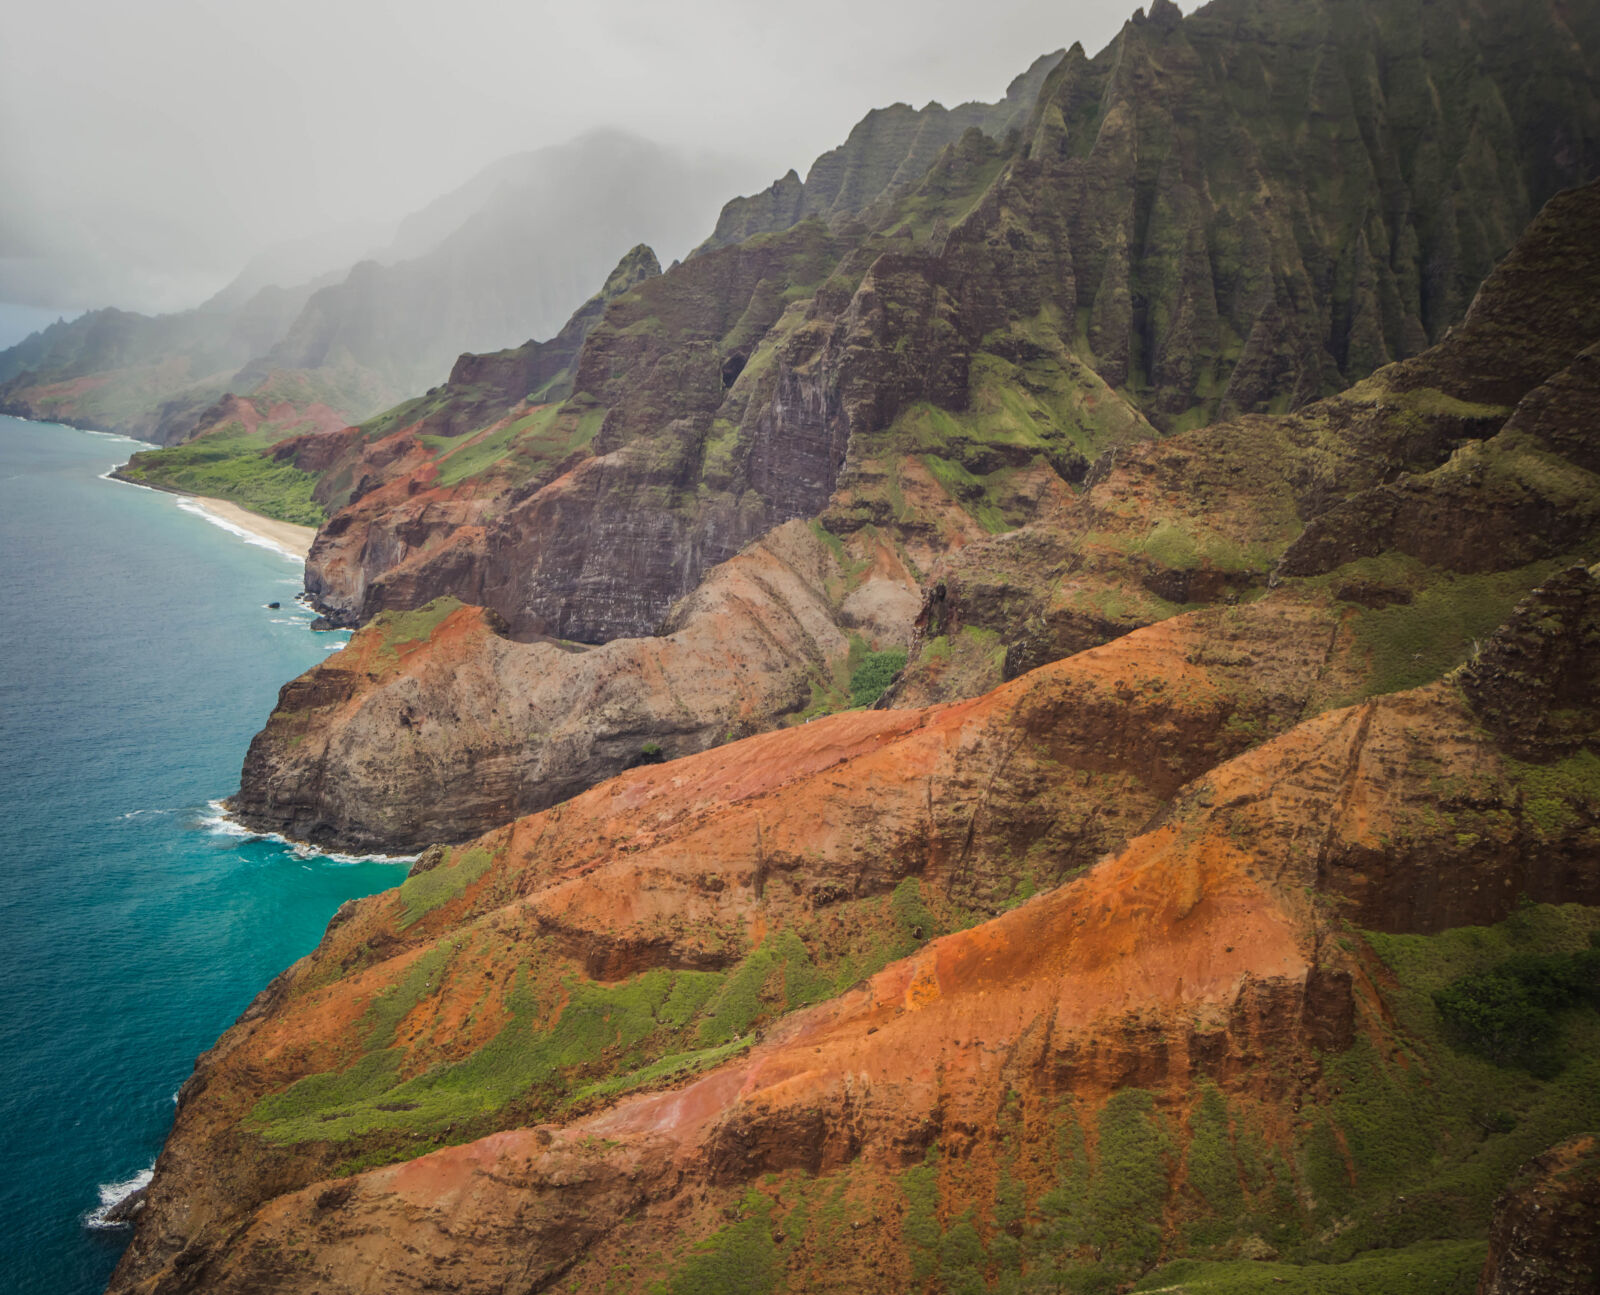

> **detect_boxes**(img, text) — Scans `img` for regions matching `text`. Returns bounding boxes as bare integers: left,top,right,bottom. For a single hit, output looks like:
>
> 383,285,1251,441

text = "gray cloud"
0,0,1139,314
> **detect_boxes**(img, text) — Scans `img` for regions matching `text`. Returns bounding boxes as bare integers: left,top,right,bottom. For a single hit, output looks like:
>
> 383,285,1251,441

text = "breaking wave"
84,1168,153,1230
198,800,415,866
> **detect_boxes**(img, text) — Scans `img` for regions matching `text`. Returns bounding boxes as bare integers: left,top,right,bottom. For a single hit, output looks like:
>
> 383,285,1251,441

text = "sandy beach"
187,497,316,559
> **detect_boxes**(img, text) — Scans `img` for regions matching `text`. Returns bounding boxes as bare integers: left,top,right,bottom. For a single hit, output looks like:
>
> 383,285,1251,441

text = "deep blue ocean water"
0,416,408,1294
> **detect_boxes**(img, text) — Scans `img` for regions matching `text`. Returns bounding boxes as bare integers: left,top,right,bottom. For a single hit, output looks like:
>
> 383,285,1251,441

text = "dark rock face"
1005,0,1600,424
295,0,1600,647
1478,1135,1600,1295
1276,180,1600,579
694,50,1065,253
911,179,1600,695
411,244,662,443
1463,564,1600,761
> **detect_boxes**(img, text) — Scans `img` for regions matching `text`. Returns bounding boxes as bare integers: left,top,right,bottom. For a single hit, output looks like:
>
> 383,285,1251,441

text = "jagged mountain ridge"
230,92,1600,855
274,0,1600,661
693,50,1066,253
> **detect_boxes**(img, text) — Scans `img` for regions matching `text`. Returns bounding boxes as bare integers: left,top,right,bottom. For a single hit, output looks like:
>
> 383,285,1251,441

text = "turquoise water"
0,416,407,1294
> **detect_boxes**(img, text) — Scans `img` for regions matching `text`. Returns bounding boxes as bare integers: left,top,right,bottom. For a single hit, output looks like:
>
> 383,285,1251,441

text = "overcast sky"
0,0,1141,318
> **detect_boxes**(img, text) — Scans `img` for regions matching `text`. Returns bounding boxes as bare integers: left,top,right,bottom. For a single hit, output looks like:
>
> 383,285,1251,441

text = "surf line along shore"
102,461,316,561
180,496,315,561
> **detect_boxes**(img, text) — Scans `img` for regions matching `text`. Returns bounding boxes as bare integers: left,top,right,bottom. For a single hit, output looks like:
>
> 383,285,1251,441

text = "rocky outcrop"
1462,564,1600,760
1478,1135,1600,1295
231,522,895,848
694,50,1065,253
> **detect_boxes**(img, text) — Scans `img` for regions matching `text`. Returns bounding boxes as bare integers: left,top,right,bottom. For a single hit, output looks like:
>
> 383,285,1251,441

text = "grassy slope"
624,905,1600,1295
118,423,326,527
245,875,958,1166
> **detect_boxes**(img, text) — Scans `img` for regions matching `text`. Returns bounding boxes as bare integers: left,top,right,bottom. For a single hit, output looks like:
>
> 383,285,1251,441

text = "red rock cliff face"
111,562,1600,1294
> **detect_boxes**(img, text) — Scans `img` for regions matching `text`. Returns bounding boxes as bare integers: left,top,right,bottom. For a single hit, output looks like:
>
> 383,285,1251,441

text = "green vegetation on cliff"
245,882,965,1154
616,904,1600,1295
118,426,325,526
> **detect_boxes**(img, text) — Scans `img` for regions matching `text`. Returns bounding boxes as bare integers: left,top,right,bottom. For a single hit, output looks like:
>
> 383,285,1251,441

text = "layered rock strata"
111,563,1600,1293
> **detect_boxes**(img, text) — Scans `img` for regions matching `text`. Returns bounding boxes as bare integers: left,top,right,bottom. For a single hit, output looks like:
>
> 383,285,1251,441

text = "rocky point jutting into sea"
5,0,1592,1289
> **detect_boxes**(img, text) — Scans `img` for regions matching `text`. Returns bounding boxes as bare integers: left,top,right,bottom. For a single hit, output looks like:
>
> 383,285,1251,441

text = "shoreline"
184,496,316,560
201,798,419,866
104,465,315,560
8,410,316,563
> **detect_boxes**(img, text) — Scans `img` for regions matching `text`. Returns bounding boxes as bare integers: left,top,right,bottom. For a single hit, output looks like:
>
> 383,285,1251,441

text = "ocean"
0,416,408,1294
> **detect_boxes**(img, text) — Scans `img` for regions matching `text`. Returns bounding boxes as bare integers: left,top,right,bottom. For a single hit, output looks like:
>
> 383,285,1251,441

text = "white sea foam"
199,800,416,865
99,467,152,485
79,428,155,448
323,640,347,650
121,807,176,820
173,496,302,564
85,1167,154,1229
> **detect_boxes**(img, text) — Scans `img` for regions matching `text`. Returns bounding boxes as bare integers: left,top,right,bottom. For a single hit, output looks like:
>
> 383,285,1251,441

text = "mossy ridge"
1079,521,1285,578
418,397,606,490
369,596,465,655
357,385,455,443
855,327,1155,541
396,845,494,929
249,961,716,1146
1333,557,1570,699
247,891,958,1152
1269,550,1580,709
1130,1240,1487,1293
